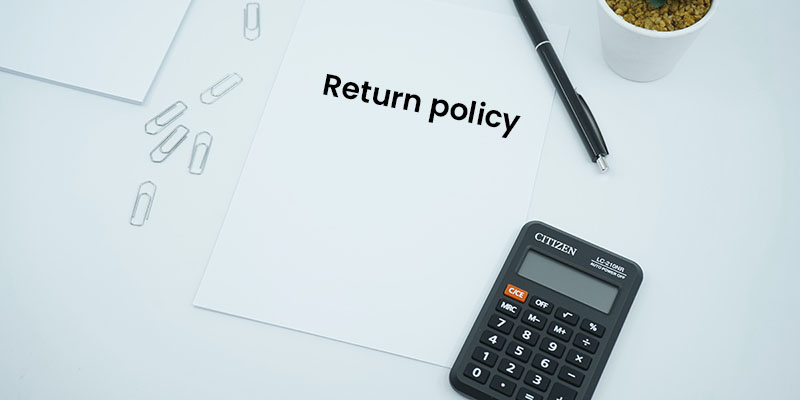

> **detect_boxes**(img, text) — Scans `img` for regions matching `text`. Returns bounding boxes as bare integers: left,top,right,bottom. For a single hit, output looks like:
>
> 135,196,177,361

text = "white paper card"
0,0,191,103
194,0,568,367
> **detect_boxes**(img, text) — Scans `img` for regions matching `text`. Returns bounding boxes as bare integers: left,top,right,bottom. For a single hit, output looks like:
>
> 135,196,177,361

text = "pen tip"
596,156,609,173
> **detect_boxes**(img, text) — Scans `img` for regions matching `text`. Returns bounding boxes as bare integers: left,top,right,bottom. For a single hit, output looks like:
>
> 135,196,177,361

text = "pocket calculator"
450,221,643,400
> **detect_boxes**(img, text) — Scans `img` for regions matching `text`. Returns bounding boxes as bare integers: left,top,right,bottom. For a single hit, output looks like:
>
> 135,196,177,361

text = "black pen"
513,0,610,172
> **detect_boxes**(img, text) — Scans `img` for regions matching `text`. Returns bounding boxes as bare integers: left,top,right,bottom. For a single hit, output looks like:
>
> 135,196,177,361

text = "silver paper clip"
244,3,261,41
144,101,187,135
200,73,243,104
130,181,157,227
189,131,213,175
150,125,190,163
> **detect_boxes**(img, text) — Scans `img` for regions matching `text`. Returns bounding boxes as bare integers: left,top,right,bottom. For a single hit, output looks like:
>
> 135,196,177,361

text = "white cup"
596,0,718,82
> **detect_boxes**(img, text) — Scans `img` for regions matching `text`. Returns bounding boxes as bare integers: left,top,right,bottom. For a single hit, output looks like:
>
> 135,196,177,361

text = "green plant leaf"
647,0,667,7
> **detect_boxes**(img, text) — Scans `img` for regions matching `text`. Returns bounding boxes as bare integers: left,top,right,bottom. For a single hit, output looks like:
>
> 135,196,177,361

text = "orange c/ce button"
504,284,528,302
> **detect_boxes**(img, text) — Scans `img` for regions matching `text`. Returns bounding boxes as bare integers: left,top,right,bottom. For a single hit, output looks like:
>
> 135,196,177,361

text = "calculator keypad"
464,285,610,399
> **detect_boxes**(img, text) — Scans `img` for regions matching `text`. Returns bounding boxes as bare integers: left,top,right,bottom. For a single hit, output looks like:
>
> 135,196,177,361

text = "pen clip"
576,92,608,156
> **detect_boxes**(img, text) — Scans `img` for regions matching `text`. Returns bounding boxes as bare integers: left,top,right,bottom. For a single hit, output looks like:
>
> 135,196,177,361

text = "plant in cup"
596,0,717,81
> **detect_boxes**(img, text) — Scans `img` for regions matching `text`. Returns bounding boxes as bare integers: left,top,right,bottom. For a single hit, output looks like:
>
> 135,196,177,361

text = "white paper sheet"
0,0,191,103
194,0,568,367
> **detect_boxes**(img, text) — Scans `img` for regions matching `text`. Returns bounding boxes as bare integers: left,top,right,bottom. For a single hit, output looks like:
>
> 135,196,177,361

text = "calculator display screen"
518,250,618,313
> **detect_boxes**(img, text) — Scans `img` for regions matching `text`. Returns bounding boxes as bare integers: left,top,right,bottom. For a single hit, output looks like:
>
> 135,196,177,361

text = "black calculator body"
450,221,643,400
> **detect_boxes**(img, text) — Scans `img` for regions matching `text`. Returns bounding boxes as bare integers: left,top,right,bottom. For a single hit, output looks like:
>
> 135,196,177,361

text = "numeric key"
539,337,565,358
488,313,513,334
524,370,550,392
532,353,558,375
498,358,524,379
471,346,498,367
514,326,539,346
480,330,506,350
463,363,489,384
506,341,533,362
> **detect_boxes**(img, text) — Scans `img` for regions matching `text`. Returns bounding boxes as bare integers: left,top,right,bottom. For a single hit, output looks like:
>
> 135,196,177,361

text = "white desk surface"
1,0,798,399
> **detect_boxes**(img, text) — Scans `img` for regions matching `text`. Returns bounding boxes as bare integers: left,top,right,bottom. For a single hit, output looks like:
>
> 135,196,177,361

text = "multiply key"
566,349,591,370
